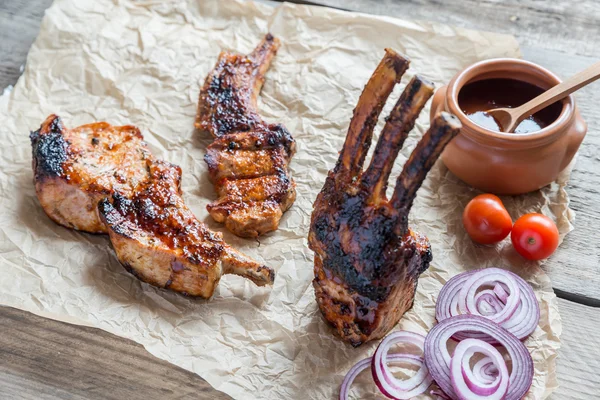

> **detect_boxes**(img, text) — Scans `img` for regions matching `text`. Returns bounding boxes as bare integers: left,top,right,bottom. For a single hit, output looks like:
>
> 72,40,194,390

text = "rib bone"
392,112,462,233
336,49,409,177
361,75,435,203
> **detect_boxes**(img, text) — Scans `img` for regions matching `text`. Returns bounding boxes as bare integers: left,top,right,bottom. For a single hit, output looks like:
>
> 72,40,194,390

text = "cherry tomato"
511,213,559,260
463,194,512,245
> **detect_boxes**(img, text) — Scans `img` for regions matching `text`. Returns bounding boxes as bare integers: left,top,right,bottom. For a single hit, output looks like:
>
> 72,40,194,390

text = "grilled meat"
308,50,461,346
196,34,296,238
31,114,274,298
98,160,273,297
30,114,150,233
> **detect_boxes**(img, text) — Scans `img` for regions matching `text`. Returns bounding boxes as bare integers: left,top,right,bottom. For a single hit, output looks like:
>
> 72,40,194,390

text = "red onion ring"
474,290,504,316
339,331,433,400
450,339,509,399
459,269,520,324
424,315,534,400
436,268,540,342
339,354,426,400
472,357,498,384
371,331,433,399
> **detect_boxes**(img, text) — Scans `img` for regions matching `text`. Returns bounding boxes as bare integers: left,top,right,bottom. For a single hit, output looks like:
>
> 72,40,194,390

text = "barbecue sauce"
458,78,562,134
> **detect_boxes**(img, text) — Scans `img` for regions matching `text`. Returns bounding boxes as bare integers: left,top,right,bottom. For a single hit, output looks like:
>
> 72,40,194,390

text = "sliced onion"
340,357,370,400
450,339,509,399
339,331,433,400
436,268,540,342
371,331,433,399
424,314,534,400
340,354,427,400
472,357,498,384
459,269,521,324
474,290,504,316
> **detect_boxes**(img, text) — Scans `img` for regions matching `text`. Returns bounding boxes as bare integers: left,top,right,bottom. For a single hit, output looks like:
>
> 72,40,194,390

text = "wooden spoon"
487,61,600,133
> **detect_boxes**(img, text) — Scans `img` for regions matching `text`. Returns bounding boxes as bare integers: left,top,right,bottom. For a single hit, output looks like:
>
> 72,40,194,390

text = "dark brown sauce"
458,78,563,134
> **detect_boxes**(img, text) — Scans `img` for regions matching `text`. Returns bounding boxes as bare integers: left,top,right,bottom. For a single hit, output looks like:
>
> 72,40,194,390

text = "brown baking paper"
0,0,567,398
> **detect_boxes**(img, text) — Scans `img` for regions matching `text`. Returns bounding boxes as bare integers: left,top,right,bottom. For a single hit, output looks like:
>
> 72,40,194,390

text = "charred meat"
196,34,296,238
30,115,150,234
31,115,274,298
308,50,461,346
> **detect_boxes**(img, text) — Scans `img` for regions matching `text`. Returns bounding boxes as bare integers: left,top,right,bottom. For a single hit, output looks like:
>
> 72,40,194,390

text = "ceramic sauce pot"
431,58,587,195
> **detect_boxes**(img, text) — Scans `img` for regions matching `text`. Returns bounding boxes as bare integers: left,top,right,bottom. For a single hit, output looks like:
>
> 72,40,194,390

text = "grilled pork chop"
30,115,150,233
196,34,296,238
308,50,461,346
31,114,274,297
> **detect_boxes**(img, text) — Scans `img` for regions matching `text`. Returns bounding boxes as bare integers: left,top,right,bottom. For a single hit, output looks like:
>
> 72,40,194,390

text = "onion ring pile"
339,268,538,399
450,338,509,399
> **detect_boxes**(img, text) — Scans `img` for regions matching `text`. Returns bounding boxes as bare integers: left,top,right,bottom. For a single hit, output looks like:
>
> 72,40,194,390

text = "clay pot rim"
446,58,574,144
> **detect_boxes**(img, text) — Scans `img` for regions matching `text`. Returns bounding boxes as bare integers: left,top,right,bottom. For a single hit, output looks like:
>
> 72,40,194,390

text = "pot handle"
430,85,448,121
561,108,587,171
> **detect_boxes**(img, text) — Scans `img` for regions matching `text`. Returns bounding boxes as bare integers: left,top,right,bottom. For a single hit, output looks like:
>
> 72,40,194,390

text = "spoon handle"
515,61,600,118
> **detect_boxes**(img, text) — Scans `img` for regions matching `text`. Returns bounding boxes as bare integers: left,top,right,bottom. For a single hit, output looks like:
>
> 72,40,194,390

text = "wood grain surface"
1,300,598,399
1,0,599,399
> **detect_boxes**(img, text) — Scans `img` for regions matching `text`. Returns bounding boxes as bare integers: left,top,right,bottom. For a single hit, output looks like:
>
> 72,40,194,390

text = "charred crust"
270,124,295,155
383,48,410,80
30,118,68,178
312,194,397,302
257,265,275,284
97,198,112,217
112,192,133,215
98,198,134,239
48,116,64,134
332,298,352,316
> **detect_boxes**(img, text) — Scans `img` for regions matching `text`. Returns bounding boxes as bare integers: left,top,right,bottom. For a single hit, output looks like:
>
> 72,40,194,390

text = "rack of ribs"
30,114,274,298
308,49,461,346
195,33,296,238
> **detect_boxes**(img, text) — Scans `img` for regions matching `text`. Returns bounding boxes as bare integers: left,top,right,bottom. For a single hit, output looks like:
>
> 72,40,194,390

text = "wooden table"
1,0,599,398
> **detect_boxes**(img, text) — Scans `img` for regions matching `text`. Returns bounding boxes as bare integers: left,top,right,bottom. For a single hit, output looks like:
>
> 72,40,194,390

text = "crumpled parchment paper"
0,0,567,398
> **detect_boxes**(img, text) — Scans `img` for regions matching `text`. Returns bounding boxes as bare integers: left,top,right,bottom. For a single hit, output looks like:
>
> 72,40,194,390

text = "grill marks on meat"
98,161,273,298
31,115,274,298
308,49,461,346
31,114,150,233
196,34,296,238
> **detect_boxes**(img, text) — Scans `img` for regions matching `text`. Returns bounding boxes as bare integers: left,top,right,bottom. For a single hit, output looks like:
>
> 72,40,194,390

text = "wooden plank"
283,0,600,58
1,300,598,399
0,0,53,90
554,299,600,399
522,47,600,305
0,306,230,400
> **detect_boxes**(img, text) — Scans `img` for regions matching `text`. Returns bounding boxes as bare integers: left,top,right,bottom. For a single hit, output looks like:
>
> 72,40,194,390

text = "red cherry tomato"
463,194,512,244
511,213,559,260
